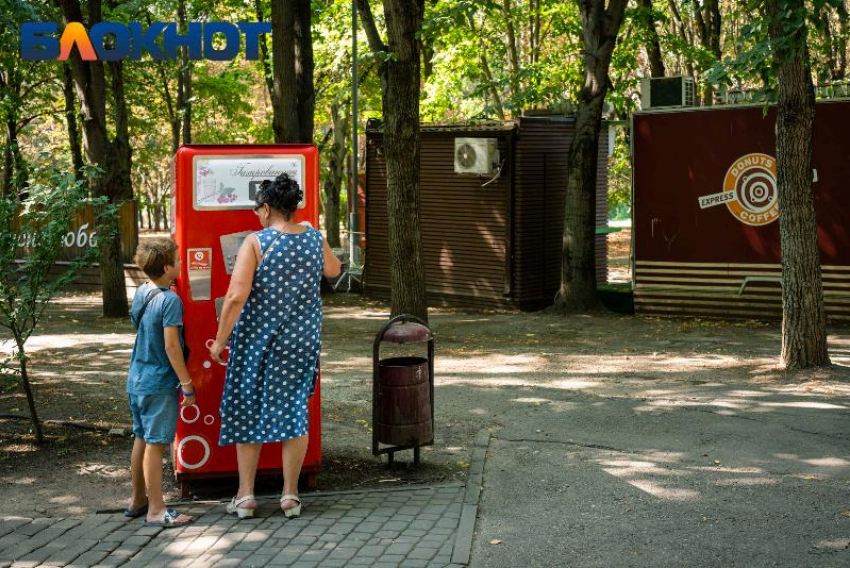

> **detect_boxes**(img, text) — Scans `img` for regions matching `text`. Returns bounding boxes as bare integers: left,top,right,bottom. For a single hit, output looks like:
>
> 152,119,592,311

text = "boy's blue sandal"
123,504,148,518
143,509,193,528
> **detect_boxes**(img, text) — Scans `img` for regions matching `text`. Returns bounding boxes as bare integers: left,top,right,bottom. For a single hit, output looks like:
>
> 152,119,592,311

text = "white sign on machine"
192,155,306,210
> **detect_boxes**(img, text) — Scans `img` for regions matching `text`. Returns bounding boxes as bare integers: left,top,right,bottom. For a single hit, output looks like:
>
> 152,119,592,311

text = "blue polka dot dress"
219,227,324,446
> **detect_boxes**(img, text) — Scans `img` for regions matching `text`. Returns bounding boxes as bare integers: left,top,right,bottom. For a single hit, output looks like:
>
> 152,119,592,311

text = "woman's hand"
209,339,229,365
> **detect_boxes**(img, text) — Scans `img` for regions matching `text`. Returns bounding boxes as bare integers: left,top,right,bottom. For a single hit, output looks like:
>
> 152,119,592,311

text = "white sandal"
226,494,255,519
280,494,302,518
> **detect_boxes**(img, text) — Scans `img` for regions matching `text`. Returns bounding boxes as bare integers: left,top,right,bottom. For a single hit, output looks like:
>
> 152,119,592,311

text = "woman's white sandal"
280,494,302,518
226,495,255,519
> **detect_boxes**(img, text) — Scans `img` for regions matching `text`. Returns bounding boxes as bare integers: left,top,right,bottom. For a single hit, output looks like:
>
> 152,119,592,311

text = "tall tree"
637,0,666,77
555,0,627,312
766,0,829,368
357,0,428,321
177,0,192,144
271,0,315,143
57,0,133,318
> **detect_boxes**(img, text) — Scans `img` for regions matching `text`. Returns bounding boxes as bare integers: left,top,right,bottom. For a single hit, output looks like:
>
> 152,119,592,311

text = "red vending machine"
170,145,322,494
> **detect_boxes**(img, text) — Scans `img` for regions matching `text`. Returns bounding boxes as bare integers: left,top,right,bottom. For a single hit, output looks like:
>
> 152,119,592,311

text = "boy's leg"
127,394,148,511
129,437,147,511
144,443,168,517
139,393,191,524
144,443,192,524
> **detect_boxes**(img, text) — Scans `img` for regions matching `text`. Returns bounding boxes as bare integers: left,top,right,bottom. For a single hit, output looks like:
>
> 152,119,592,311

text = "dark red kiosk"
632,99,850,321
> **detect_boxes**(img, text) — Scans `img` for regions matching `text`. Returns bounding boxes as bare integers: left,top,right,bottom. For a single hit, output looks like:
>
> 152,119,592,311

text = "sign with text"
192,155,305,210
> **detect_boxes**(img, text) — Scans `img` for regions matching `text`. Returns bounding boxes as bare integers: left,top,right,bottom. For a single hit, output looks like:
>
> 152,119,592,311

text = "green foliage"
0,161,116,363
705,0,847,95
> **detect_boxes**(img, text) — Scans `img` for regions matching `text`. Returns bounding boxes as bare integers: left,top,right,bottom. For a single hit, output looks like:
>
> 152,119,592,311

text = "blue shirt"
127,282,185,395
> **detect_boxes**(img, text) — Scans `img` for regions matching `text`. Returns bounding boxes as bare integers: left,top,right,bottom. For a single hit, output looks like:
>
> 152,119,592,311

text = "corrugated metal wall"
512,117,609,309
365,118,609,310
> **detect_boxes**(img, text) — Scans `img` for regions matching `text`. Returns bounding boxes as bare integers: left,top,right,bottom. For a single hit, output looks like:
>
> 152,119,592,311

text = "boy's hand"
180,389,196,407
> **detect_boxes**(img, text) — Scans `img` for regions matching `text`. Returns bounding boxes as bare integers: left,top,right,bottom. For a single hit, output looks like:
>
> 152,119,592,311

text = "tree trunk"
324,104,348,248
555,0,627,312
63,63,84,181
638,0,665,77
178,0,192,144
59,0,129,318
255,0,275,98
15,337,43,445
769,2,829,369
272,0,314,144
382,0,428,321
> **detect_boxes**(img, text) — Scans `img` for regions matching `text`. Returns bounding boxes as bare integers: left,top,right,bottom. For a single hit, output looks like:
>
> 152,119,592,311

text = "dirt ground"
2,232,848,518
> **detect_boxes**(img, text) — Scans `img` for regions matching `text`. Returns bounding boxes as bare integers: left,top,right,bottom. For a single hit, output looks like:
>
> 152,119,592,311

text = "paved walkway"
0,483,474,568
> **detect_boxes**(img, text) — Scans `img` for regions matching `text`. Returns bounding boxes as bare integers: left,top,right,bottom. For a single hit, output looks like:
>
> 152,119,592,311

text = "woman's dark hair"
256,173,303,216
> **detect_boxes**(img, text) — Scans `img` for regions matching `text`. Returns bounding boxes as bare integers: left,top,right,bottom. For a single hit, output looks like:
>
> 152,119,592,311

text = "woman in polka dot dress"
209,173,341,520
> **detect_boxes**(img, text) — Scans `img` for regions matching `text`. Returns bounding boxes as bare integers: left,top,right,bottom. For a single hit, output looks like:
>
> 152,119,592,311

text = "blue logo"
21,21,272,61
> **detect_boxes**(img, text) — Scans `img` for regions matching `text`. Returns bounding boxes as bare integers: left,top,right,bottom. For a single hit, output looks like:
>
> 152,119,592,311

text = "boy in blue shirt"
125,238,195,527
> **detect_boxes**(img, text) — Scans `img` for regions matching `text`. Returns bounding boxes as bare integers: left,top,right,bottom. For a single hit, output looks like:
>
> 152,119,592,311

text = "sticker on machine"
697,153,779,227
193,154,306,210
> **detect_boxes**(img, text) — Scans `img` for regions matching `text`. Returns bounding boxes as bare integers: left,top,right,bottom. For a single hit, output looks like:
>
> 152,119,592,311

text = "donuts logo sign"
698,153,779,226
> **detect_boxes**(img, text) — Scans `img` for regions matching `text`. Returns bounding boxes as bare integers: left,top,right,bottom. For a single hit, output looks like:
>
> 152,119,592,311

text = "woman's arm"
322,236,342,278
210,235,260,364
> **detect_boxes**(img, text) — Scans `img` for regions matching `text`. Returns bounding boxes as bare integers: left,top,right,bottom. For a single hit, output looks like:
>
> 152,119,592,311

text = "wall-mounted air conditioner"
640,76,696,109
454,138,500,175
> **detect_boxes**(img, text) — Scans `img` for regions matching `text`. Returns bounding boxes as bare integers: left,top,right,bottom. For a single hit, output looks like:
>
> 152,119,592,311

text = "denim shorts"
128,391,178,444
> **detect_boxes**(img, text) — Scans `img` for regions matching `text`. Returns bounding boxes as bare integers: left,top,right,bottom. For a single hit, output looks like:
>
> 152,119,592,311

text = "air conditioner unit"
640,76,696,109
454,138,500,175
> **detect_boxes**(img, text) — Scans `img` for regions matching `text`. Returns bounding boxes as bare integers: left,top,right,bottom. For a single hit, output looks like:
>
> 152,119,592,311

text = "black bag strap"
132,287,164,330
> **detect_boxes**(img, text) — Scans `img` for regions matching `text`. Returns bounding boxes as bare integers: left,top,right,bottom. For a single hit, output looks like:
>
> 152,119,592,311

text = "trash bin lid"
381,322,432,344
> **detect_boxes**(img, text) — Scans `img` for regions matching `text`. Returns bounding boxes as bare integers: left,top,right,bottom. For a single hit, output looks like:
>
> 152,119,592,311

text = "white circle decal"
203,361,212,369
180,404,200,424
177,435,211,470
203,414,215,426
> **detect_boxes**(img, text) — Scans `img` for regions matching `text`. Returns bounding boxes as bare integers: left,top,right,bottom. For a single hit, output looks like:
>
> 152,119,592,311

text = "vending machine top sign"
193,154,306,210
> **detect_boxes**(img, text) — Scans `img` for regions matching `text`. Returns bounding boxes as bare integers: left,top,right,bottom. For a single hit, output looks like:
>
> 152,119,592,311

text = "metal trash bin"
372,315,434,467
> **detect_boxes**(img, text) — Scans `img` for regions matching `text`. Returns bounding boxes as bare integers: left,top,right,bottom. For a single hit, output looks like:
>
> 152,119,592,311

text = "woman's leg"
236,442,263,507
281,434,308,508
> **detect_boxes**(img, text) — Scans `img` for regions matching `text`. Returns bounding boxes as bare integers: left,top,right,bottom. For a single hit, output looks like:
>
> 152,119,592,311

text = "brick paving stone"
240,553,275,568
70,550,109,566
408,546,440,560
299,550,329,563
323,523,355,535
409,519,435,531
316,560,347,567
43,537,98,566
386,542,415,556
268,549,300,566
357,544,385,557
291,535,317,546
0,484,468,568
353,521,382,533
15,519,54,537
